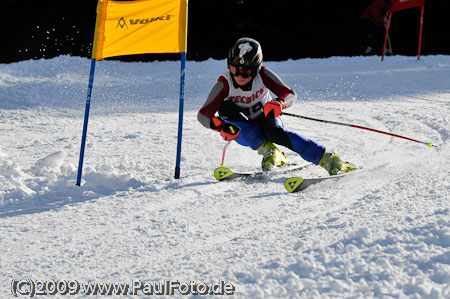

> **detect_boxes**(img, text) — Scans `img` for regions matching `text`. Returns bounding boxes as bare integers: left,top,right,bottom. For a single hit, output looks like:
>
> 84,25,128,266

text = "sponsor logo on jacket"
229,88,265,104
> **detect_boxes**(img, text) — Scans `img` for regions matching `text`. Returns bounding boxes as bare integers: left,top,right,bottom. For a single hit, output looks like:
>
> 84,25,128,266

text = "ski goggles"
229,65,256,78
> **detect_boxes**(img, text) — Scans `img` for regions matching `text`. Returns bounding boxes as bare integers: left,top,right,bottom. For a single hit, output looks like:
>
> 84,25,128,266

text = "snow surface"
0,55,449,298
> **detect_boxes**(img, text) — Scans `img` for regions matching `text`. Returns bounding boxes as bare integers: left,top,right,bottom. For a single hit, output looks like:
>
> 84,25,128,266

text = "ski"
284,162,391,192
214,163,313,181
284,168,361,193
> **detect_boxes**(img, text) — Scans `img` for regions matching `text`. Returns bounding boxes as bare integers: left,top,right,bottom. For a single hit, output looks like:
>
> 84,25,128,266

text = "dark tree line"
1,0,449,63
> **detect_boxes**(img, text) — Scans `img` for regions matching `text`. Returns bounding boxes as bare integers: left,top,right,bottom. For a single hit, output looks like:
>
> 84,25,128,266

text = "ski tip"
214,166,235,181
284,177,304,193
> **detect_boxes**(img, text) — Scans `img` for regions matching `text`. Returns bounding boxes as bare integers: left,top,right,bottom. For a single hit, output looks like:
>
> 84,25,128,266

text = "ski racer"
197,37,355,175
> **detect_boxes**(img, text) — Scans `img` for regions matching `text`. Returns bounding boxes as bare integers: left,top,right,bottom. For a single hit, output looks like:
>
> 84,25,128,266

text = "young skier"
197,37,355,175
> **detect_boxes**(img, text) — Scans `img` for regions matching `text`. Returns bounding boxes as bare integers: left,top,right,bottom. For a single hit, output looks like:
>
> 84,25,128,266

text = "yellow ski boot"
319,151,356,175
257,141,290,171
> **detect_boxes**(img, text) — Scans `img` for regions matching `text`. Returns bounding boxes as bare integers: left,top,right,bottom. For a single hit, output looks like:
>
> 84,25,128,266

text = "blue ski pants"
218,101,326,165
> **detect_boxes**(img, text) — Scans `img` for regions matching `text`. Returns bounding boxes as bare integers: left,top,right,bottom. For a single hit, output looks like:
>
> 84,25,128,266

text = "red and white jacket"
198,65,296,129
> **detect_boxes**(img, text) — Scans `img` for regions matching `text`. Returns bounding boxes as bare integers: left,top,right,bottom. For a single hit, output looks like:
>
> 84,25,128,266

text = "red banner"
391,0,425,12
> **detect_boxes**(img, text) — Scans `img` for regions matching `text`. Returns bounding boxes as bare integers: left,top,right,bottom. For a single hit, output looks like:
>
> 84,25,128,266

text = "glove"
211,117,240,141
262,98,286,118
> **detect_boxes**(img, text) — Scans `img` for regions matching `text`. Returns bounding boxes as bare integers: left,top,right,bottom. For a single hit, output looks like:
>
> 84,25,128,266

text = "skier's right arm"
197,77,240,141
198,77,228,129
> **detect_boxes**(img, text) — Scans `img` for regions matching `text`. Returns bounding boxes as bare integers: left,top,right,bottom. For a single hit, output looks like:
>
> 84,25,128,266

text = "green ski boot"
257,141,290,171
319,151,356,175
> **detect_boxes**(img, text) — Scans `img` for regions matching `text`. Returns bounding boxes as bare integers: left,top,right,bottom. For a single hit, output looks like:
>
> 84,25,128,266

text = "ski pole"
220,141,231,166
282,112,436,148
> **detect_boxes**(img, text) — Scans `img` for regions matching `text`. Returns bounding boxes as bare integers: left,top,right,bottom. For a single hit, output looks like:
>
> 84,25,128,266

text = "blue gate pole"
76,59,97,186
175,52,186,179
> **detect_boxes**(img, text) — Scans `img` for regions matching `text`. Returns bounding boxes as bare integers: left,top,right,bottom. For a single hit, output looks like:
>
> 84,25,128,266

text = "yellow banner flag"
92,0,188,60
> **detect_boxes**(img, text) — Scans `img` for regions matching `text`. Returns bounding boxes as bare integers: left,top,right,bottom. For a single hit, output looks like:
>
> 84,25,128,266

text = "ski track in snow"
1,55,449,298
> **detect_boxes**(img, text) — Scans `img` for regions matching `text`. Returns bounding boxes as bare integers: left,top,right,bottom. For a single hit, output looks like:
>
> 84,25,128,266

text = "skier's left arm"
260,66,297,117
